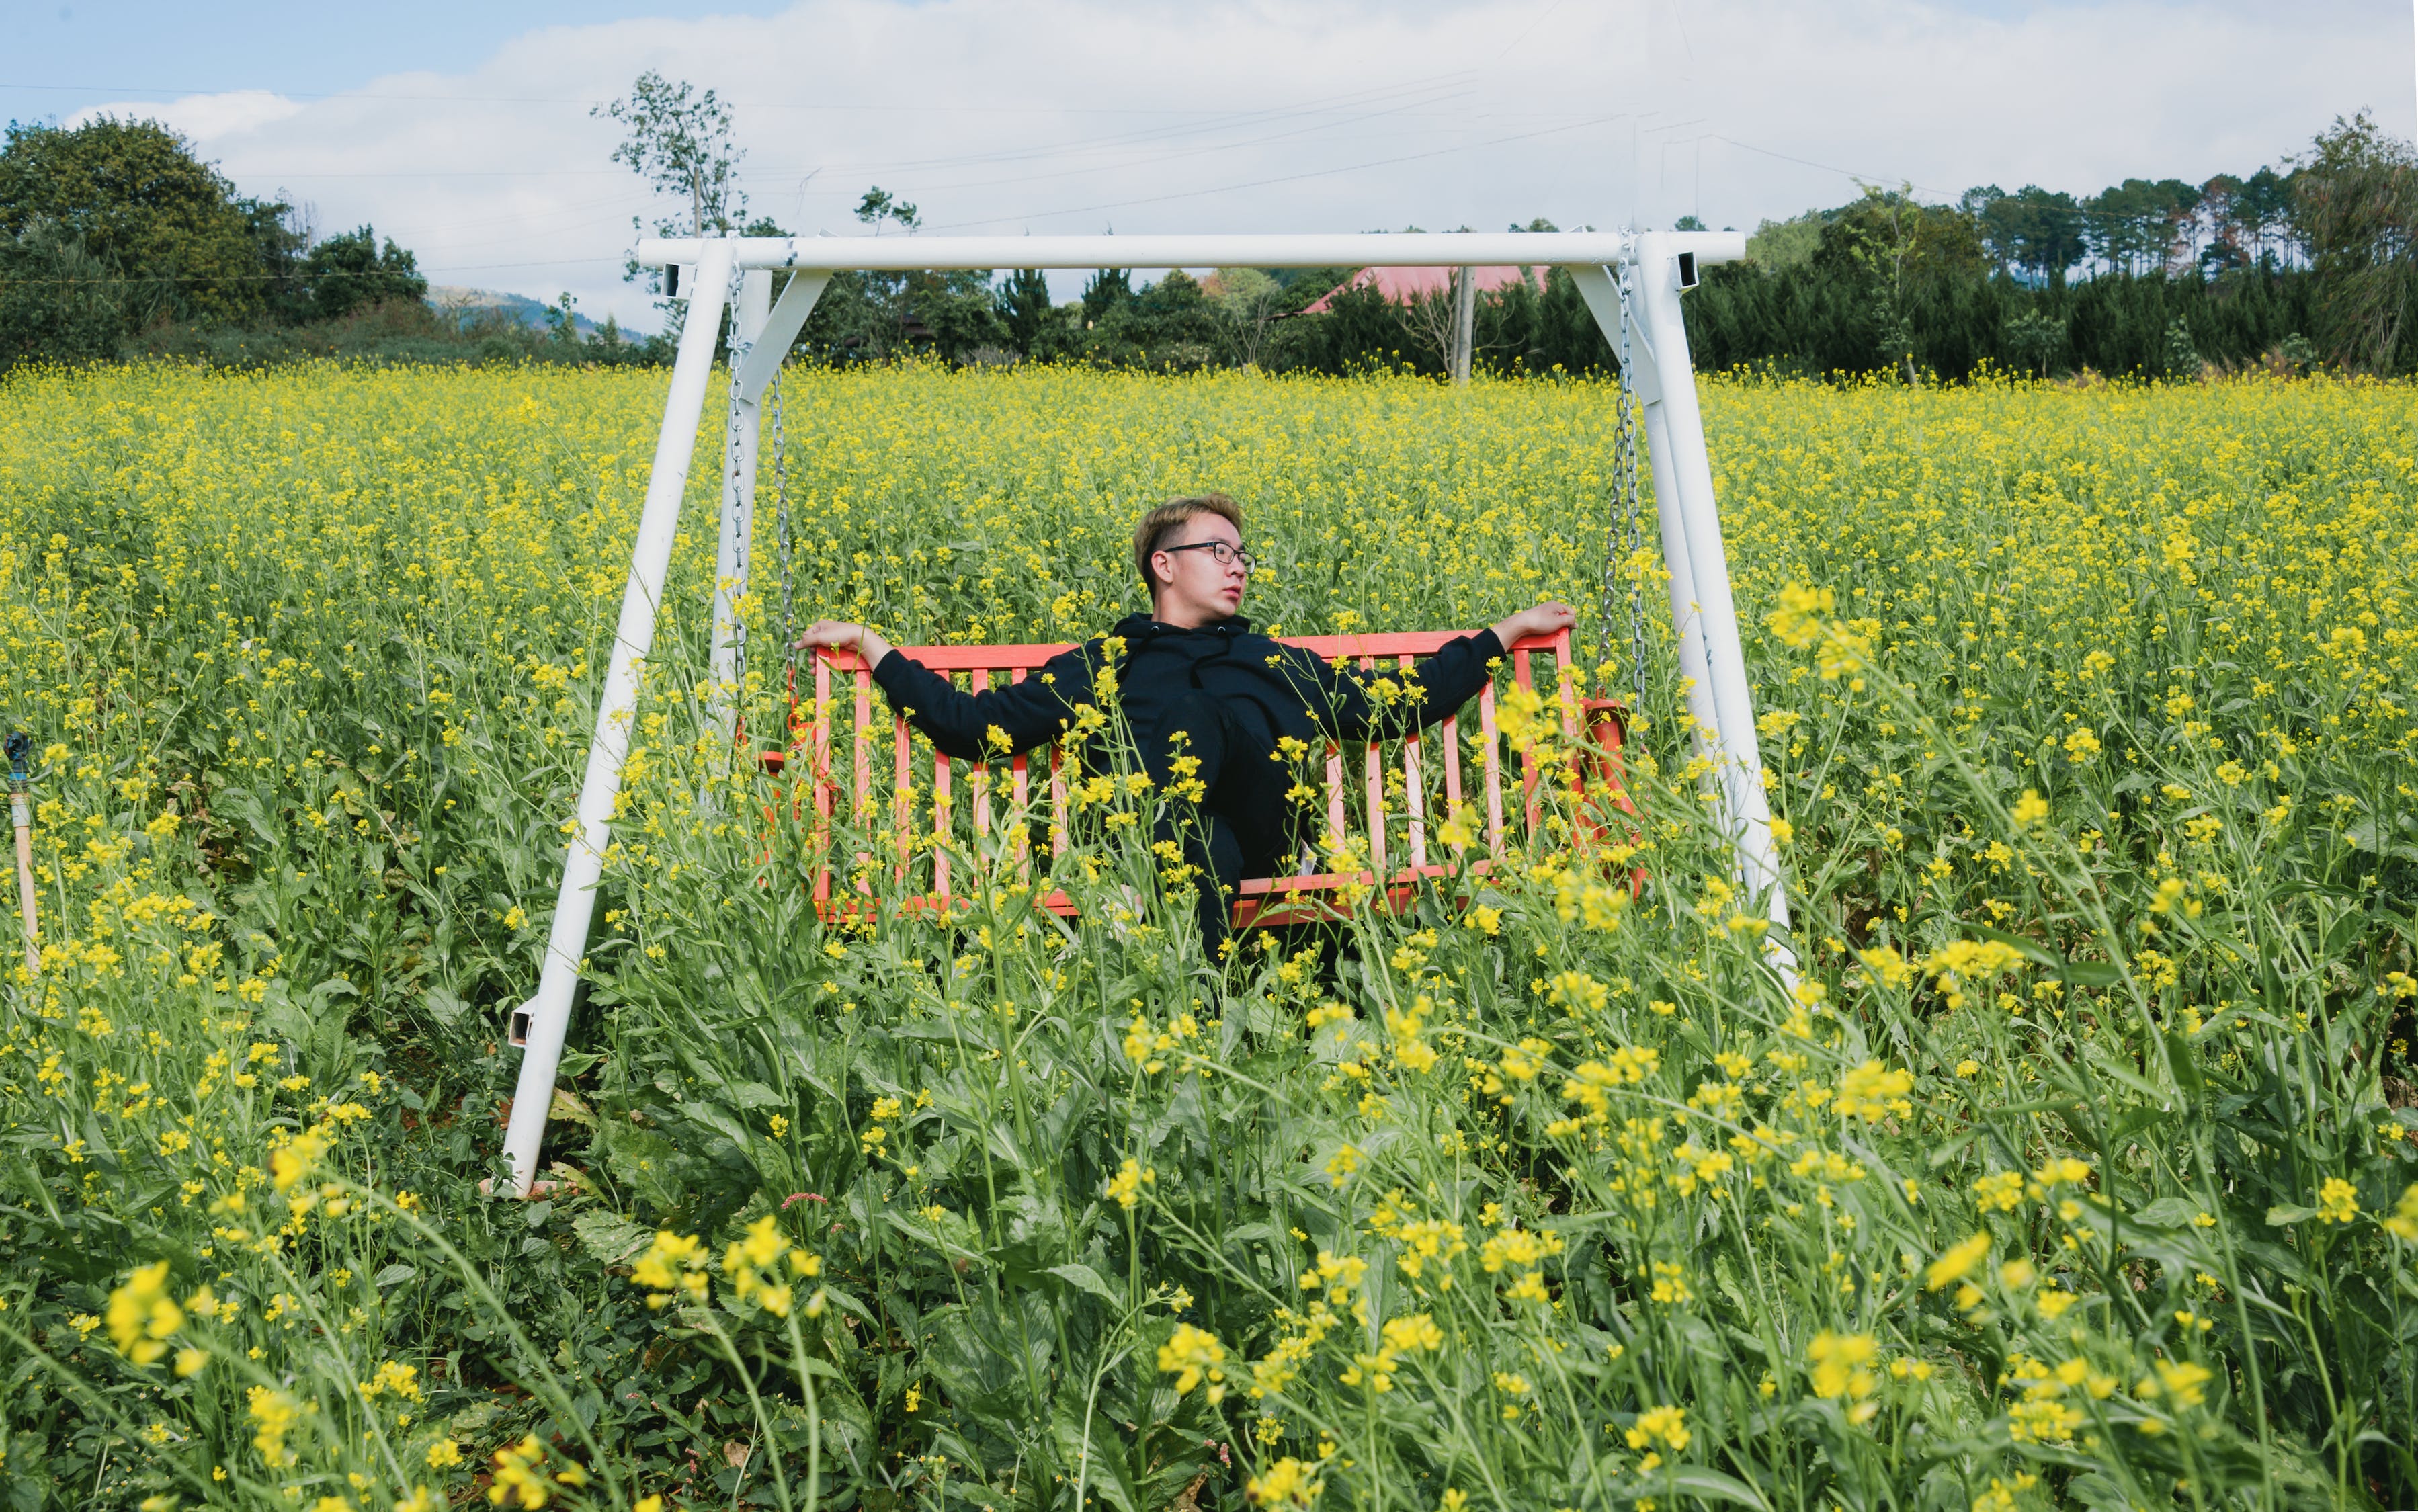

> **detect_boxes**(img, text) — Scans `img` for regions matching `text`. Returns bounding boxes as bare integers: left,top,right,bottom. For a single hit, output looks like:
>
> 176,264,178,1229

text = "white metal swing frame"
498,229,1794,1197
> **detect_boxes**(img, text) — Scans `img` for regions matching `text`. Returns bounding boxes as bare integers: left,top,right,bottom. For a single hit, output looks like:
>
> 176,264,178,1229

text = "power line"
101,75,1490,187
0,78,1462,117
932,111,1639,231
837,89,1489,200
1701,133,1944,200
772,73,1483,179
0,257,628,289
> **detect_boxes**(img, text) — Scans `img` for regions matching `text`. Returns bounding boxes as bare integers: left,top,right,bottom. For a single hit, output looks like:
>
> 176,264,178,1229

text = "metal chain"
1593,261,1649,712
1619,264,1647,714
773,360,794,680
724,258,752,699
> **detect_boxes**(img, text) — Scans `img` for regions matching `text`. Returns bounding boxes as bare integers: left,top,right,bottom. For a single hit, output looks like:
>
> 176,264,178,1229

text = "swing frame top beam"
634,230,1744,273
494,227,1796,1197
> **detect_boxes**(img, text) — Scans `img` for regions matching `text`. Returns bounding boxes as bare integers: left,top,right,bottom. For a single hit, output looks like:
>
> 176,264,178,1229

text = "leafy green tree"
2003,306,2064,376
0,220,134,368
1081,268,1132,325
2292,110,2417,372
595,71,745,303
1811,185,1985,380
0,116,272,322
1964,185,2085,284
786,190,1004,362
2160,315,2202,377
2233,167,2300,267
1746,211,1825,273
853,187,919,235
2081,177,2200,275
1108,269,1223,368
302,225,426,322
998,267,1062,358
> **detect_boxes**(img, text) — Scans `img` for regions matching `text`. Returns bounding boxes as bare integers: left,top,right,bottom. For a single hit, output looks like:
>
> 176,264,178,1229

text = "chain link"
773,359,794,682
1593,262,1649,712
724,258,752,701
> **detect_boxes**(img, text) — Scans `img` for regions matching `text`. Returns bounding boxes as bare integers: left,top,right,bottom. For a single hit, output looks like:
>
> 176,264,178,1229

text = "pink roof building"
1296,264,1545,314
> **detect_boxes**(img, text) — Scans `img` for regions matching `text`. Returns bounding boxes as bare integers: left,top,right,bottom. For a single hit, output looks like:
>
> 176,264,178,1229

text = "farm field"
0,360,2413,1511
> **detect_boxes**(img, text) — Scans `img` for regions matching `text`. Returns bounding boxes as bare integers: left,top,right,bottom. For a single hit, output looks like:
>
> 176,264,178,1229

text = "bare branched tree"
1208,267,1286,369
1396,272,1460,372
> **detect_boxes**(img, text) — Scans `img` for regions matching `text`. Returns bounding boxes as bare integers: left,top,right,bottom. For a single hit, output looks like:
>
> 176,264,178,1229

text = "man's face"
1151,513,1249,626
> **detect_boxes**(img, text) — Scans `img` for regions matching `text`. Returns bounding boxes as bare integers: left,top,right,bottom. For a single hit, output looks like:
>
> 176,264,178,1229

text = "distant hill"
425,286,601,337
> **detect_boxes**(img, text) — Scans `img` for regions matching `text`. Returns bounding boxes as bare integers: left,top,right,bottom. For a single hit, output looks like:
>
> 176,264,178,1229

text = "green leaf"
1045,1262,1120,1306
2163,1028,2204,1101
2129,1197,2200,1230
571,1209,653,1267
370,1263,417,1288
1667,1467,1773,1510
2265,1204,2317,1226
1966,922,2059,967
728,1080,787,1110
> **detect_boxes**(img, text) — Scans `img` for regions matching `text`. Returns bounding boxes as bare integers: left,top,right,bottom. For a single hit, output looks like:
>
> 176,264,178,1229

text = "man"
794,493,1573,952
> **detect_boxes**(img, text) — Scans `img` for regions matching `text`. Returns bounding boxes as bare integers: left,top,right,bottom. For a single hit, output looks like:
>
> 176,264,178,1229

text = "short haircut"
1132,493,1243,593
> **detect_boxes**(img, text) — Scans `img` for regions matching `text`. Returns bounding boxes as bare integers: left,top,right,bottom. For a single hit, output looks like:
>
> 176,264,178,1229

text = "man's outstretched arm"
1485,601,1576,659
793,620,1089,761
1308,601,1577,742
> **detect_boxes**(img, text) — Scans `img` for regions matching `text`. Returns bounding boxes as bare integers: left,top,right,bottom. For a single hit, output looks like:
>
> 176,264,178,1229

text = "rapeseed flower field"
0,360,2411,1511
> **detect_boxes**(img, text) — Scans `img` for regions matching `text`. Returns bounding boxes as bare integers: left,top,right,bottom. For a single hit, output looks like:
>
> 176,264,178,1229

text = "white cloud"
113,0,2417,330
69,89,305,142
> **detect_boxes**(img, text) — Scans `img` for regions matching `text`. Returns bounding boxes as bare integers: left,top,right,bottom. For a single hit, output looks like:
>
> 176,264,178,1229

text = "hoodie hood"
1110,611,1255,640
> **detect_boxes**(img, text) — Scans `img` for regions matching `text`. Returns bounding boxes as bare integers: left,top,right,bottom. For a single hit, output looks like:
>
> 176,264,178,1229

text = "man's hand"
1489,601,1577,648
794,619,896,669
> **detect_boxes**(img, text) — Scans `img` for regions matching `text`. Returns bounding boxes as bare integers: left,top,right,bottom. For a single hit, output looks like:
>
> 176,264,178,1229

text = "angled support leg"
501,237,739,1196
1575,248,1800,989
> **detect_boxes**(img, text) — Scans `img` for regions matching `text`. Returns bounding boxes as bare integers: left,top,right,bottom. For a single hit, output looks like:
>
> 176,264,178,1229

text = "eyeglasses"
1161,540,1257,573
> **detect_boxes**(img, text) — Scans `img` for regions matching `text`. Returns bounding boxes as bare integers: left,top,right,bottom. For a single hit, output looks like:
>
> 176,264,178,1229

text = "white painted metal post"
712,269,773,732
1626,233,1800,983
502,237,737,1195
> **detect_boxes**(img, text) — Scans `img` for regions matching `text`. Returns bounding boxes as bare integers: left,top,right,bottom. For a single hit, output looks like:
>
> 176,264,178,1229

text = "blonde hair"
1132,493,1244,593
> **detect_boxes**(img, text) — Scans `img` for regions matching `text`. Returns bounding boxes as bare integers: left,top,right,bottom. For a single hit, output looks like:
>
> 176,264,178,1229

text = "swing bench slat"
767,626,1634,929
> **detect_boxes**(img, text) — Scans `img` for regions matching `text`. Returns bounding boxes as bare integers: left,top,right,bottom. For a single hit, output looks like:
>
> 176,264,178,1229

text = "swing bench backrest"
769,626,1630,929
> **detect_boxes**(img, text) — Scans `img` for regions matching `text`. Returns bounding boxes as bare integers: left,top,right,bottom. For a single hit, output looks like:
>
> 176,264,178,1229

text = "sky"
7,0,2414,331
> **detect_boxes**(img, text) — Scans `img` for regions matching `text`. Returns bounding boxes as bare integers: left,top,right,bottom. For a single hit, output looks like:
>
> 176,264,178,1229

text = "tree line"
4,92,2412,382
0,117,456,368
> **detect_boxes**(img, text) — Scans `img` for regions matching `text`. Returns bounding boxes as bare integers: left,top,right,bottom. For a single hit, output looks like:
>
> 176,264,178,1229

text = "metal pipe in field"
7,734,34,978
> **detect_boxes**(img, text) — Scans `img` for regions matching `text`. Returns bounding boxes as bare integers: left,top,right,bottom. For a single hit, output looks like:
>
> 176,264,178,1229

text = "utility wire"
931,111,1638,230
0,257,627,289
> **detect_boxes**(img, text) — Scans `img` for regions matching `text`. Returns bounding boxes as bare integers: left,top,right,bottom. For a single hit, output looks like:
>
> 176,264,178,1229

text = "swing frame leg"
501,255,831,1198
1571,249,1798,989
499,240,737,1198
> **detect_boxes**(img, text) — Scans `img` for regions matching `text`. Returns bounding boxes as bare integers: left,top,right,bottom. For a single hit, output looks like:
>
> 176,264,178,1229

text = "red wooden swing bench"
763,626,1634,929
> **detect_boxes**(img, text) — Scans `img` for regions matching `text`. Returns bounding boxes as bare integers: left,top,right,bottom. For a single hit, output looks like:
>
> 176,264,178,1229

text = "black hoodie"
868,611,1507,762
